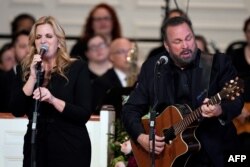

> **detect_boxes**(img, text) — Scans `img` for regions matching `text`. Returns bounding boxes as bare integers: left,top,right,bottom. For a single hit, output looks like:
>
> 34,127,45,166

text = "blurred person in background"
195,34,210,54
0,43,15,72
12,30,30,66
6,30,30,87
92,38,134,117
85,34,112,82
228,16,250,151
228,16,250,102
70,3,122,61
0,30,30,113
0,43,15,112
11,13,35,36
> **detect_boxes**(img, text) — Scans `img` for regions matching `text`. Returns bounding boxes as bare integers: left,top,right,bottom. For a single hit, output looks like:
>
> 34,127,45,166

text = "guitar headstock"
222,77,244,101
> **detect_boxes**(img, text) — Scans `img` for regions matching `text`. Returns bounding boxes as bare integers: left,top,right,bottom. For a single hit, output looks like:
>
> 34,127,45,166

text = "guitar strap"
196,52,214,102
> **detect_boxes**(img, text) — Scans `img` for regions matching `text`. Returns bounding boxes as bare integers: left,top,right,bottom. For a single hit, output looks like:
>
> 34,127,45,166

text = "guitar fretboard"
173,91,227,135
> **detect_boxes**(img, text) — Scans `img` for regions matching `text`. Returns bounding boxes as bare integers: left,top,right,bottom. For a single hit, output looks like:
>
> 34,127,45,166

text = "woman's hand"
30,54,43,79
33,87,55,104
33,87,65,112
23,54,43,96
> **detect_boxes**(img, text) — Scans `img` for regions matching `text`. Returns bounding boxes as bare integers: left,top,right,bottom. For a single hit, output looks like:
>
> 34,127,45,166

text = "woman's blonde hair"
22,16,72,81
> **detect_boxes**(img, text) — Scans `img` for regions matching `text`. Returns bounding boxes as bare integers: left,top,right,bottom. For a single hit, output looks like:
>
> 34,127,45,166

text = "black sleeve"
9,67,32,117
61,61,92,124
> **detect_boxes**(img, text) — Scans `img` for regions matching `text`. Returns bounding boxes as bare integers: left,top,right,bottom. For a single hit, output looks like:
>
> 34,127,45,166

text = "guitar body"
233,103,250,134
131,104,201,167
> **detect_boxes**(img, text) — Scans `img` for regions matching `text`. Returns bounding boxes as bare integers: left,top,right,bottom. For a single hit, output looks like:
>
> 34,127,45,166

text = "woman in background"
70,3,122,61
0,43,15,72
85,34,112,82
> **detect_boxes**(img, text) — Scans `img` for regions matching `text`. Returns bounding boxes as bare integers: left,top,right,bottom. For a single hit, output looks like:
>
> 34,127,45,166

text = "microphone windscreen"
159,55,168,65
39,44,48,56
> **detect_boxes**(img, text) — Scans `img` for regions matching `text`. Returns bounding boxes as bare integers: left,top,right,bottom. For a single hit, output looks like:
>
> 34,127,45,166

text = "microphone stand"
164,0,170,17
31,65,42,167
149,62,162,167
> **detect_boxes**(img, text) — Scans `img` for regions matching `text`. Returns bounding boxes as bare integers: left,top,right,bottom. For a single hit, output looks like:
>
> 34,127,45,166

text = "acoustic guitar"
233,103,250,134
131,77,243,167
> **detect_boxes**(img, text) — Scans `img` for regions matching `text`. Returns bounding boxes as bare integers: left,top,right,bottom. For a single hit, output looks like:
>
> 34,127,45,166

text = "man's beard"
169,48,197,68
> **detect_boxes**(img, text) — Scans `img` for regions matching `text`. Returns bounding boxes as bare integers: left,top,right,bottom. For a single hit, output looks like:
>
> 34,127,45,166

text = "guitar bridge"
163,127,176,144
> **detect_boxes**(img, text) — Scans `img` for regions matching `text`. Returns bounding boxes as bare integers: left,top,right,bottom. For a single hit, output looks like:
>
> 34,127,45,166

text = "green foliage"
108,120,129,167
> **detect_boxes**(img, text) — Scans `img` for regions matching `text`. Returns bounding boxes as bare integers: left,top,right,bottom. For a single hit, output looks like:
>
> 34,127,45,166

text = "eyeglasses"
112,49,133,56
88,42,107,52
92,16,112,22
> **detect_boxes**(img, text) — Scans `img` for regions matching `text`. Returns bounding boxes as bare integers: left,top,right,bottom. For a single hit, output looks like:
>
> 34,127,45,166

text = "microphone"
36,44,48,70
156,55,168,66
39,44,48,58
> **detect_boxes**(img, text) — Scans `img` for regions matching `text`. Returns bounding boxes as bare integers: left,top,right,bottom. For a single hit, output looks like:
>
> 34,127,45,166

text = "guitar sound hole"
163,127,176,144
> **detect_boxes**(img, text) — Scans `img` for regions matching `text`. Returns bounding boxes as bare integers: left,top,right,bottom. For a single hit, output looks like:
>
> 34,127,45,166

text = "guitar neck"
173,92,222,134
